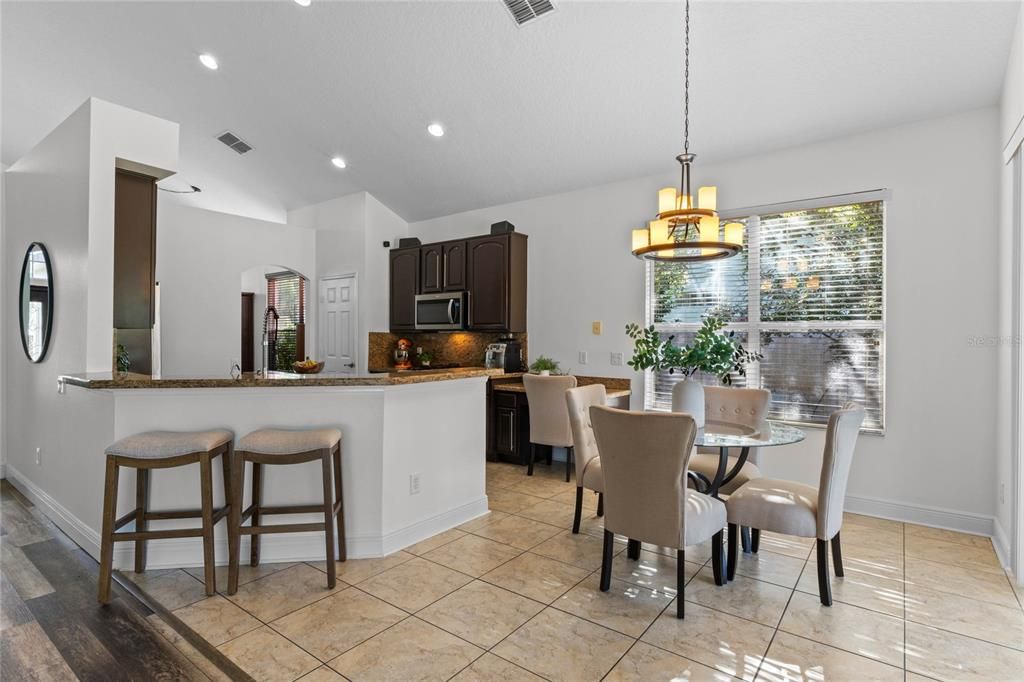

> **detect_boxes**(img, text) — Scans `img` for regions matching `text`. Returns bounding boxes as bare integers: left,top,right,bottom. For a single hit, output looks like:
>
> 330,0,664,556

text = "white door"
319,275,357,373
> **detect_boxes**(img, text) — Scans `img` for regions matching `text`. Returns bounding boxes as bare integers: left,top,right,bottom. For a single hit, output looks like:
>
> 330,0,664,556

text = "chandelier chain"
684,0,689,154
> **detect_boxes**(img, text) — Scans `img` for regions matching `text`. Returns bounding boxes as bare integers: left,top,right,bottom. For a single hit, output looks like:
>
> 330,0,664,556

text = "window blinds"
646,197,885,431
267,271,306,371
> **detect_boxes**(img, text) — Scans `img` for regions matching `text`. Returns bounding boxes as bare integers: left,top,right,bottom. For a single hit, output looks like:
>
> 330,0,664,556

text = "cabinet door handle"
505,411,515,452
442,252,448,289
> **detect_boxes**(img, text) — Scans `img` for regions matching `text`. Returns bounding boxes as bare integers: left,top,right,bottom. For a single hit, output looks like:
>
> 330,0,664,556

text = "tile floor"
127,461,1024,682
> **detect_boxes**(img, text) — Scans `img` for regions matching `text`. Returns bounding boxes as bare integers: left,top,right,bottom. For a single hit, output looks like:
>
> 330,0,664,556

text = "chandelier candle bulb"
698,186,717,211
649,219,673,246
724,221,743,245
659,188,678,214
699,215,720,255
632,229,650,251
678,193,692,210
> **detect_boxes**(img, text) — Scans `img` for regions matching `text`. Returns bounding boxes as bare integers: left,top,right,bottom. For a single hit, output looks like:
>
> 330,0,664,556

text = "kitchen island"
31,368,502,570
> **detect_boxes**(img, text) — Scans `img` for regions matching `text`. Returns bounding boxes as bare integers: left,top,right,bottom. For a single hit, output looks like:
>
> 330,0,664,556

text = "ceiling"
3,1,1020,223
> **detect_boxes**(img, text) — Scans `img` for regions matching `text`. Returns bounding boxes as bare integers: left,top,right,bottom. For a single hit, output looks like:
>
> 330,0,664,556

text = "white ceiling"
3,1,1019,222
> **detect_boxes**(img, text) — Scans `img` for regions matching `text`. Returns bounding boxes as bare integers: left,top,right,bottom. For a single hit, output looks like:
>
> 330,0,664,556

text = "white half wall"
411,107,1003,534
156,202,316,378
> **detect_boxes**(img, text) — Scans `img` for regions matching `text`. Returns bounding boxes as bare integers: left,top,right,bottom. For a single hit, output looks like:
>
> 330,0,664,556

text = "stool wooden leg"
199,453,216,596
332,444,346,562
228,450,245,595
250,462,263,567
134,468,150,574
321,449,337,589
98,457,119,605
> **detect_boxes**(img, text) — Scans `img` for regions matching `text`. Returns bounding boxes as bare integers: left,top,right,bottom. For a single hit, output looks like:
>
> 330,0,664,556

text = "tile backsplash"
368,331,528,371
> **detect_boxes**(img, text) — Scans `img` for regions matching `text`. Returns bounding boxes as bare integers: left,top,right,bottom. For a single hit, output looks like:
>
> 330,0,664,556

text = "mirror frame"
19,242,54,363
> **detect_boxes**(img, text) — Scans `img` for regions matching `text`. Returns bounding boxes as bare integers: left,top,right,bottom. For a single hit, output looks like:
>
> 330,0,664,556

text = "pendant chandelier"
631,0,743,263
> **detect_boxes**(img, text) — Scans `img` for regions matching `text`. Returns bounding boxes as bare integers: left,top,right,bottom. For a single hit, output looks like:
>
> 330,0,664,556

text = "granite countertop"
493,382,631,399
59,367,505,390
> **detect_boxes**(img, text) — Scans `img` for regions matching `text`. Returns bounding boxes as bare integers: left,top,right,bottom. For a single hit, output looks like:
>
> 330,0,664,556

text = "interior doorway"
319,274,357,374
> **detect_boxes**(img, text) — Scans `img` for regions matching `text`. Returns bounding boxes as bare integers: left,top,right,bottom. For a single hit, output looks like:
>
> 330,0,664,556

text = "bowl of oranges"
292,357,325,374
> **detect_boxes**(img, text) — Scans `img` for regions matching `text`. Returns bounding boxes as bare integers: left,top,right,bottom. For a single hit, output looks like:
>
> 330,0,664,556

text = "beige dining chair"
674,384,771,495
725,403,865,606
590,406,727,619
565,385,607,534
523,374,578,482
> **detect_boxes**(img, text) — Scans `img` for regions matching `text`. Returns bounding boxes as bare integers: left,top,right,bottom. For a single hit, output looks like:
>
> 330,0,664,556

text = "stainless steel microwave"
415,292,465,331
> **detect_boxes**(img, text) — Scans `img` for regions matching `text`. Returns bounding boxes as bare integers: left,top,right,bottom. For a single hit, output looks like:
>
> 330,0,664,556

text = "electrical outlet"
35,447,42,465
409,473,421,495
578,351,588,365
592,321,602,335
610,352,623,366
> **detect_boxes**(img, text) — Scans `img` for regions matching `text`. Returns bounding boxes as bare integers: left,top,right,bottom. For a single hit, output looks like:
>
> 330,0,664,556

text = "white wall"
156,202,316,378
411,107,1003,534
288,191,408,373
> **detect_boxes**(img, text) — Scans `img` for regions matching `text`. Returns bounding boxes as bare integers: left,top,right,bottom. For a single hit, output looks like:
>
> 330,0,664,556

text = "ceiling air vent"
216,130,253,155
502,0,555,26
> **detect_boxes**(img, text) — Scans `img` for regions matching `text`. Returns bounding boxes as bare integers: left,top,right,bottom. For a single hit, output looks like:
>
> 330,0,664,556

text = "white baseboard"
845,493,995,536
6,465,488,569
993,517,1013,573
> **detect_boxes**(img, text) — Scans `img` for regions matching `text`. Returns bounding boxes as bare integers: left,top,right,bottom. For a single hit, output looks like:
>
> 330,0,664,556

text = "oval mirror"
20,243,53,362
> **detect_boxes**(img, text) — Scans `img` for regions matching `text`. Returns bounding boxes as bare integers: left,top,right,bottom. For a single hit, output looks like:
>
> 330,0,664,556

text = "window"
267,271,307,371
645,191,885,432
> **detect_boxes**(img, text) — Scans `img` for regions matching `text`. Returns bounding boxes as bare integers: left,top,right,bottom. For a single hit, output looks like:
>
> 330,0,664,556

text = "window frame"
643,189,888,434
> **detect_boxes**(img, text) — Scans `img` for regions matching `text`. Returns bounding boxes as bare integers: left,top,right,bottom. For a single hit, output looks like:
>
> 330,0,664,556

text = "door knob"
345,362,355,368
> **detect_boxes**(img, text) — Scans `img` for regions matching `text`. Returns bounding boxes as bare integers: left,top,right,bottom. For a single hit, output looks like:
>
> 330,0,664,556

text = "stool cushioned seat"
238,428,342,455
104,430,233,458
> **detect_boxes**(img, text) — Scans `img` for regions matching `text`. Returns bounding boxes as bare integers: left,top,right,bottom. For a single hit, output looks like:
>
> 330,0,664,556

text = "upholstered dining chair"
523,374,578,482
565,385,607,534
590,406,727,619
674,384,771,496
725,403,865,606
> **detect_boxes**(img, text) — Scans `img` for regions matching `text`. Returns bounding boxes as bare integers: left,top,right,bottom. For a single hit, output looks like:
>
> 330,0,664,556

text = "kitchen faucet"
260,306,279,377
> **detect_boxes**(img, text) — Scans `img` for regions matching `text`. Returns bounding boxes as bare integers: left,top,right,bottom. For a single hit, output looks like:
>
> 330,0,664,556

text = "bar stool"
97,429,234,604
227,428,344,594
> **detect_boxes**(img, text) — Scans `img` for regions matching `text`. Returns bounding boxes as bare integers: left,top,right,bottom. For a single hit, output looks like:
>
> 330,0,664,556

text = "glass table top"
694,419,806,448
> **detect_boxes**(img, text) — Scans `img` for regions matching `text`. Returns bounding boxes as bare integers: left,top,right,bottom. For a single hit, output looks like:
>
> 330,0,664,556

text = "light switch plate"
610,352,624,366
591,321,602,335
579,351,588,364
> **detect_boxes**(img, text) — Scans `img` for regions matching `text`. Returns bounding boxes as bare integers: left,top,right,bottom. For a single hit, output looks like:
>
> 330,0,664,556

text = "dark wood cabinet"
491,390,531,463
389,231,526,333
441,240,467,291
467,233,527,332
113,169,157,374
389,247,420,331
241,292,254,372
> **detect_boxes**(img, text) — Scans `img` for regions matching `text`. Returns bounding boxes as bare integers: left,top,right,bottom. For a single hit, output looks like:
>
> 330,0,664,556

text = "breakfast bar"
51,368,500,570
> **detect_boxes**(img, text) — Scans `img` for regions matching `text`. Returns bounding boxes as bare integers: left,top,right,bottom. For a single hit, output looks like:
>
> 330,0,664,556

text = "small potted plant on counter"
626,315,761,427
529,355,561,376
417,350,434,368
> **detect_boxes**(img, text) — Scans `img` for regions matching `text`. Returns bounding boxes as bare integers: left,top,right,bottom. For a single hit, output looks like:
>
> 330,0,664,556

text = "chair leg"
228,450,244,595
333,443,346,562
727,523,738,581
597,492,604,518
831,532,844,577
565,446,573,483
572,487,583,534
816,539,832,606
627,538,641,560
751,528,760,553
98,457,119,605
599,530,614,591
199,454,216,596
741,526,751,553
712,530,725,586
676,548,685,618
527,443,536,476
321,449,337,589
250,461,263,567
134,468,150,574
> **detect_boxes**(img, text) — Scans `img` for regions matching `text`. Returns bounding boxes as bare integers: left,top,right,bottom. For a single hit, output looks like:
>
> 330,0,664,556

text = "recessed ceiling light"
294,0,311,6
331,156,347,169
198,53,219,70
427,123,445,137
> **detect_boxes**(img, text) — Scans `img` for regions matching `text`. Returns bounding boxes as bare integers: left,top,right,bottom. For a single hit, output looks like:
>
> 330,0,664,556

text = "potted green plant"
529,355,560,376
417,350,434,368
626,316,761,427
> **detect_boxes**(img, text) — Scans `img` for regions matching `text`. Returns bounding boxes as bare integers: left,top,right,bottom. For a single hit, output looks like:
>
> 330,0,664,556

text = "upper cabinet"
467,233,527,332
389,231,527,333
389,247,420,332
421,240,467,293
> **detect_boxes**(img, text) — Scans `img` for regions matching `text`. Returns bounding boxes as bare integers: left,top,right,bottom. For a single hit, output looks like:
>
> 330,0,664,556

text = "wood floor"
0,480,232,681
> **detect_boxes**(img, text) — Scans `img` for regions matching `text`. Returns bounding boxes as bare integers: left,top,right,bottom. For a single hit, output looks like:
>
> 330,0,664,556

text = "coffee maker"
485,335,523,372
